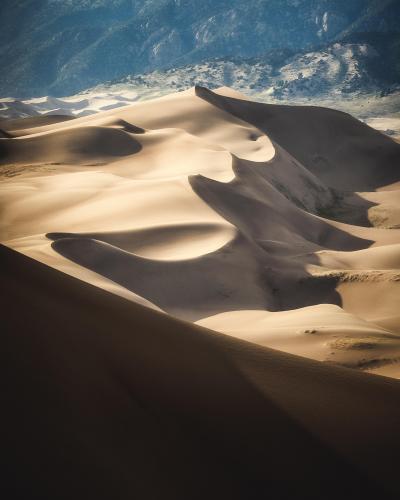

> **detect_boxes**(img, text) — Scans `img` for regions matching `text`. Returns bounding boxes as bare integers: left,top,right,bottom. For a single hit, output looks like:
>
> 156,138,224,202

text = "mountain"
1,0,400,97
108,41,400,98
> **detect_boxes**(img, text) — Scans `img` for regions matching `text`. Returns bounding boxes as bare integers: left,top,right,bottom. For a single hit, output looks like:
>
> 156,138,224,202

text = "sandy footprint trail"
1,86,400,378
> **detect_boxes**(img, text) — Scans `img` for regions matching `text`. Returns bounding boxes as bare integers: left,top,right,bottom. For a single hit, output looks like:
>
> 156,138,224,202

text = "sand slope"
2,245,400,499
1,86,400,379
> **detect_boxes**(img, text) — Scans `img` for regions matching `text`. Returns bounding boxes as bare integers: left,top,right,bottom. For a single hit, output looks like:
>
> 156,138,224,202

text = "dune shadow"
189,155,374,252
2,243,396,500
315,189,378,228
0,125,143,165
196,87,391,228
46,222,345,322
47,232,276,321
195,86,400,193
0,114,75,132
0,128,13,139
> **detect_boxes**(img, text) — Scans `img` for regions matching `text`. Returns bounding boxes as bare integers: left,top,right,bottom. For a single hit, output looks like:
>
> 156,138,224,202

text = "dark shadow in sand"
0,125,143,165
2,244,396,500
195,86,400,194
0,114,75,132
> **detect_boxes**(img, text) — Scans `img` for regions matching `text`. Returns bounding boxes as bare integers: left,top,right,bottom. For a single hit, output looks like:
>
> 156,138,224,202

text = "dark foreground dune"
1,244,400,499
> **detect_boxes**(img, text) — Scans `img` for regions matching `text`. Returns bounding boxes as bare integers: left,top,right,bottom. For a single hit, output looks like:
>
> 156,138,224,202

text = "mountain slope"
1,0,399,97
101,40,400,98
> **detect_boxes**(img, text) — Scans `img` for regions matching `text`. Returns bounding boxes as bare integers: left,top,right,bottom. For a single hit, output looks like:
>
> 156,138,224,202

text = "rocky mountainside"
110,41,400,98
1,0,399,97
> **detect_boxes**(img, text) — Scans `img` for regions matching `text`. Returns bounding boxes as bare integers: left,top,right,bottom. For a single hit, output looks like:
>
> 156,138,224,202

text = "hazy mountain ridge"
111,41,399,98
1,0,399,97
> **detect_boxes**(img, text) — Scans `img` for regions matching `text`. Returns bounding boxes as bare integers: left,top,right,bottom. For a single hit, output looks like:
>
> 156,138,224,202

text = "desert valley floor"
1,86,400,499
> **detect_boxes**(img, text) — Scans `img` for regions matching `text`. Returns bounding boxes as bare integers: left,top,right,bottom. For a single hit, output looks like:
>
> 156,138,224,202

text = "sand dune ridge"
1,85,399,378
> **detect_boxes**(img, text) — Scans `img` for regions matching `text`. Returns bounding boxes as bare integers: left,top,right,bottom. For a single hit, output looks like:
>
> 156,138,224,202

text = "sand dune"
0,90,141,120
198,304,400,372
0,114,74,131
203,87,400,191
2,245,400,499
0,125,142,164
1,86,399,383
47,223,237,261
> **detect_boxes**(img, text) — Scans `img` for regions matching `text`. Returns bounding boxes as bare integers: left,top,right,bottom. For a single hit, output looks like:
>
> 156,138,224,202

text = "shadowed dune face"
1,86,400,377
0,126,142,164
2,245,400,499
0,114,75,132
47,232,279,321
189,156,375,252
198,86,400,192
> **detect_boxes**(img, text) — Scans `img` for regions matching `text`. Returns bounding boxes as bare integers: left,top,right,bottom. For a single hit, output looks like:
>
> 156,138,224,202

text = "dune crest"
1,86,400,378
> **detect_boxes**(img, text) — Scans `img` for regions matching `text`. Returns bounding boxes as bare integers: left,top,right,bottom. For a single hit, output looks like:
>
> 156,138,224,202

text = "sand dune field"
1,86,399,375
1,86,400,497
